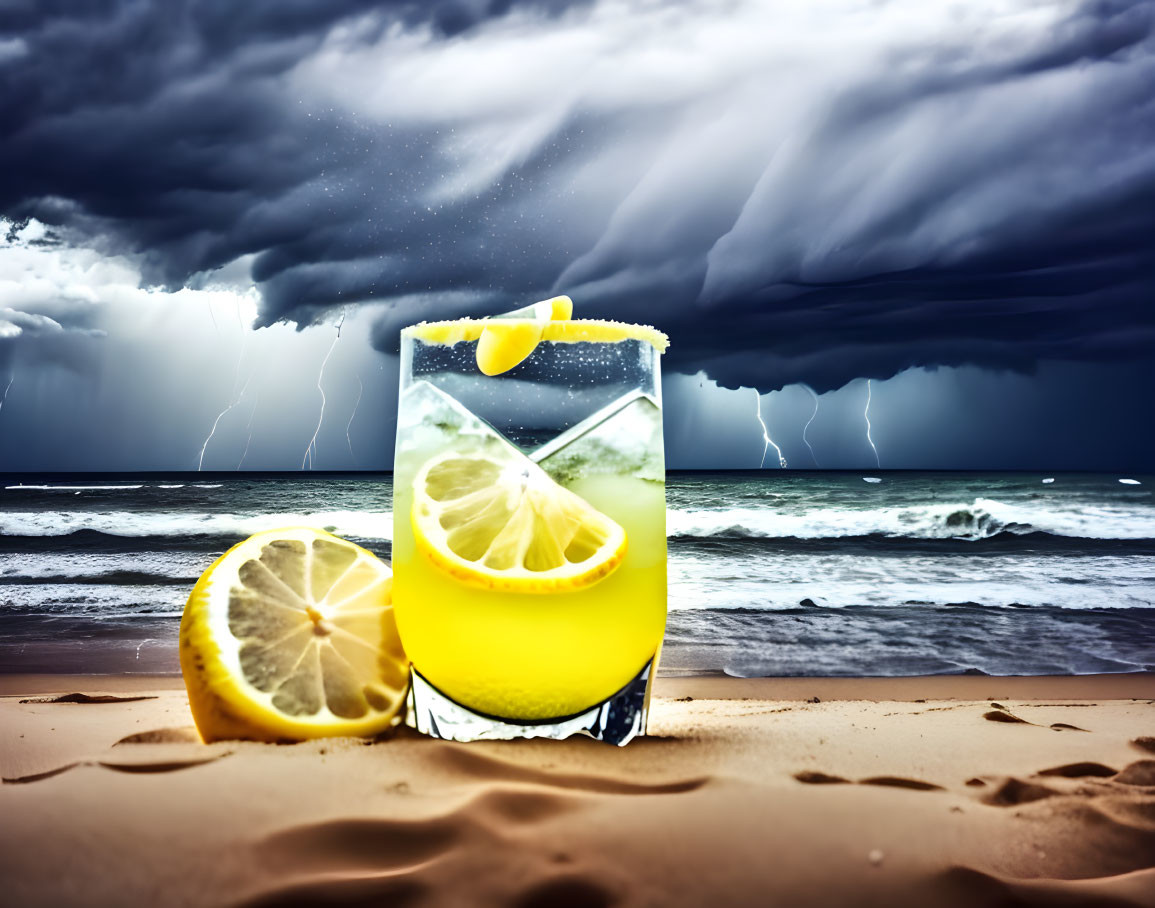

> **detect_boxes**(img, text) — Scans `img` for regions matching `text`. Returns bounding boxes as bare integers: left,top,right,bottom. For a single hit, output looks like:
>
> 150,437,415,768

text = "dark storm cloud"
1,0,1153,394
0,0,586,298
0,306,104,378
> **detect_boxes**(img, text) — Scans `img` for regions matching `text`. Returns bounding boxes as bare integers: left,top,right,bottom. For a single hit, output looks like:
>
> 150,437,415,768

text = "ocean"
1,472,1153,677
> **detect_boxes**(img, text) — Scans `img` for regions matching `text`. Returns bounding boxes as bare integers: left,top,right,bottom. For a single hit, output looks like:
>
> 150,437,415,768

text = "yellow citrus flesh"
179,527,407,743
547,295,573,320
476,321,546,376
411,450,627,594
475,295,574,376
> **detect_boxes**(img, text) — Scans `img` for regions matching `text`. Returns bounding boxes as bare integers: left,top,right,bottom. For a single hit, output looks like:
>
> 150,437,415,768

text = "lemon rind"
404,318,669,353
410,452,629,595
412,508,628,595
179,527,407,742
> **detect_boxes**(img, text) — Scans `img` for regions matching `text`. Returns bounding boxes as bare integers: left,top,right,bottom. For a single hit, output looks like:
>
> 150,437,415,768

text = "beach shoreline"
2,673,1153,907
4,670,1155,700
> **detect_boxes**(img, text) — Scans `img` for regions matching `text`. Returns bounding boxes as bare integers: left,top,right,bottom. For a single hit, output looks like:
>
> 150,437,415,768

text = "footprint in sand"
470,787,584,825
979,759,1155,808
241,782,616,908
18,692,158,705
1114,760,1155,786
859,776,944,791
97,753,230,774
252,785,590,879
510,874,618,908
226,803,474,907
983,709,1030,724
983,708,1088,732
793,771,942,791
2,762,83,784
114,727,201,745
934,866,1155,908
255,815,467,876
425,743,710,796
982,777,1061,807
1035,762,1117,779
236,875,428,908
2,734,230,783
793,771,850,785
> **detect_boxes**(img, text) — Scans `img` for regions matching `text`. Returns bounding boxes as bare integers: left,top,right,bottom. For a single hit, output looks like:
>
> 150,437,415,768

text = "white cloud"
0,218,261,329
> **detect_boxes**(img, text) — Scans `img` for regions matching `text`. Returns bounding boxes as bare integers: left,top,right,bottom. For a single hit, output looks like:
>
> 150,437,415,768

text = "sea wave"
5,484,144,491
0,570,194,586
2,497,1153,545
666,498,1155,541
0,510,393,541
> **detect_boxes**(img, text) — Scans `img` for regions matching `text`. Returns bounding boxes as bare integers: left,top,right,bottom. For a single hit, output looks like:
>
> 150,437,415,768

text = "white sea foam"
666,498,1155,541
5,484,144,491
0,510,393,541
2,496,1153,545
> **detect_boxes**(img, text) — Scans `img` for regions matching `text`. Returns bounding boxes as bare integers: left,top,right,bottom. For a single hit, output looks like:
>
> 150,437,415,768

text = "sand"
2,673,1154,907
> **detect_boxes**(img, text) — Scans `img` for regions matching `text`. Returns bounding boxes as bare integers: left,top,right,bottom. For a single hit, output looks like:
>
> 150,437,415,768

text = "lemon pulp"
412,450,627,593
179,527,406,742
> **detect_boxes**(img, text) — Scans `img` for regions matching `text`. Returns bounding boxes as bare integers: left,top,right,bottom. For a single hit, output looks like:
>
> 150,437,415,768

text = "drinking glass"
391,307,667,745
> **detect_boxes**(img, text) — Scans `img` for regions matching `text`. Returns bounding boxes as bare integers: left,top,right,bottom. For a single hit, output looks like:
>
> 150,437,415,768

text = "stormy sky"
1,0,1153,471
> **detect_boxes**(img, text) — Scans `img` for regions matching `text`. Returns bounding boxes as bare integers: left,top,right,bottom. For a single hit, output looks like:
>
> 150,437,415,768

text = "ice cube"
536,393,664,484
396,380,516,460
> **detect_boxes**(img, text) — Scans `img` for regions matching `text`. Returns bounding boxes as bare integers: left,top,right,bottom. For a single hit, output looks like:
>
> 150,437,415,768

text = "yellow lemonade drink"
392,304,668,742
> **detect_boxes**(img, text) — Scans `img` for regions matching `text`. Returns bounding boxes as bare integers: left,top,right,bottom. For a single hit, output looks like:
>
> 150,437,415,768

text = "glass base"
405,659,654,746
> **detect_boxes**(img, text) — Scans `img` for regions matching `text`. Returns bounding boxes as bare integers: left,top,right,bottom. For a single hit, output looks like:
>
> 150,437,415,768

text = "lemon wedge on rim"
411,450,627,593
475,294,573,376
179,527,407,742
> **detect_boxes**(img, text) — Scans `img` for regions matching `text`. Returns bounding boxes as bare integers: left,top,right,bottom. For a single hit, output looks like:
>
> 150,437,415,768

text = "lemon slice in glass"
411,450,627,593
179,528,407,742
475,294,573,376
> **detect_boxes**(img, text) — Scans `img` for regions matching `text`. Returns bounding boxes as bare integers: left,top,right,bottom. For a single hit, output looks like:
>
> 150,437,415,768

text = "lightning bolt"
197,327,251,471
346,374,363,467
0,373,13,416
864,379,881,469
198,371,252,471
236,390,259,470
802,386,820,467
302,314,344,470
752,388,787,469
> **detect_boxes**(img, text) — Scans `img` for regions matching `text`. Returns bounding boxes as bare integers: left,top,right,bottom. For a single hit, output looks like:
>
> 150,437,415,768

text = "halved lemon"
411,450,627,593
475,294,573,376
179,527,407,742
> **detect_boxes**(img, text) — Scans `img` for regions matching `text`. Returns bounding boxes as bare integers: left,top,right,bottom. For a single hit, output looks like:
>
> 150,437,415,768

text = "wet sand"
2,674,1154,907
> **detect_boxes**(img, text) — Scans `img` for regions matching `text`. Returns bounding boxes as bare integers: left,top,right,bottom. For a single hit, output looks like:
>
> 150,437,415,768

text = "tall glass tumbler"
392,311,668,745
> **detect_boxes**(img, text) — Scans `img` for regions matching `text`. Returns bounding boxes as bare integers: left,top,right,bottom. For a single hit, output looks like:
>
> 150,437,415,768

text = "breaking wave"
2,499,1153,546
0,510,392,541
666,498,1155,542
